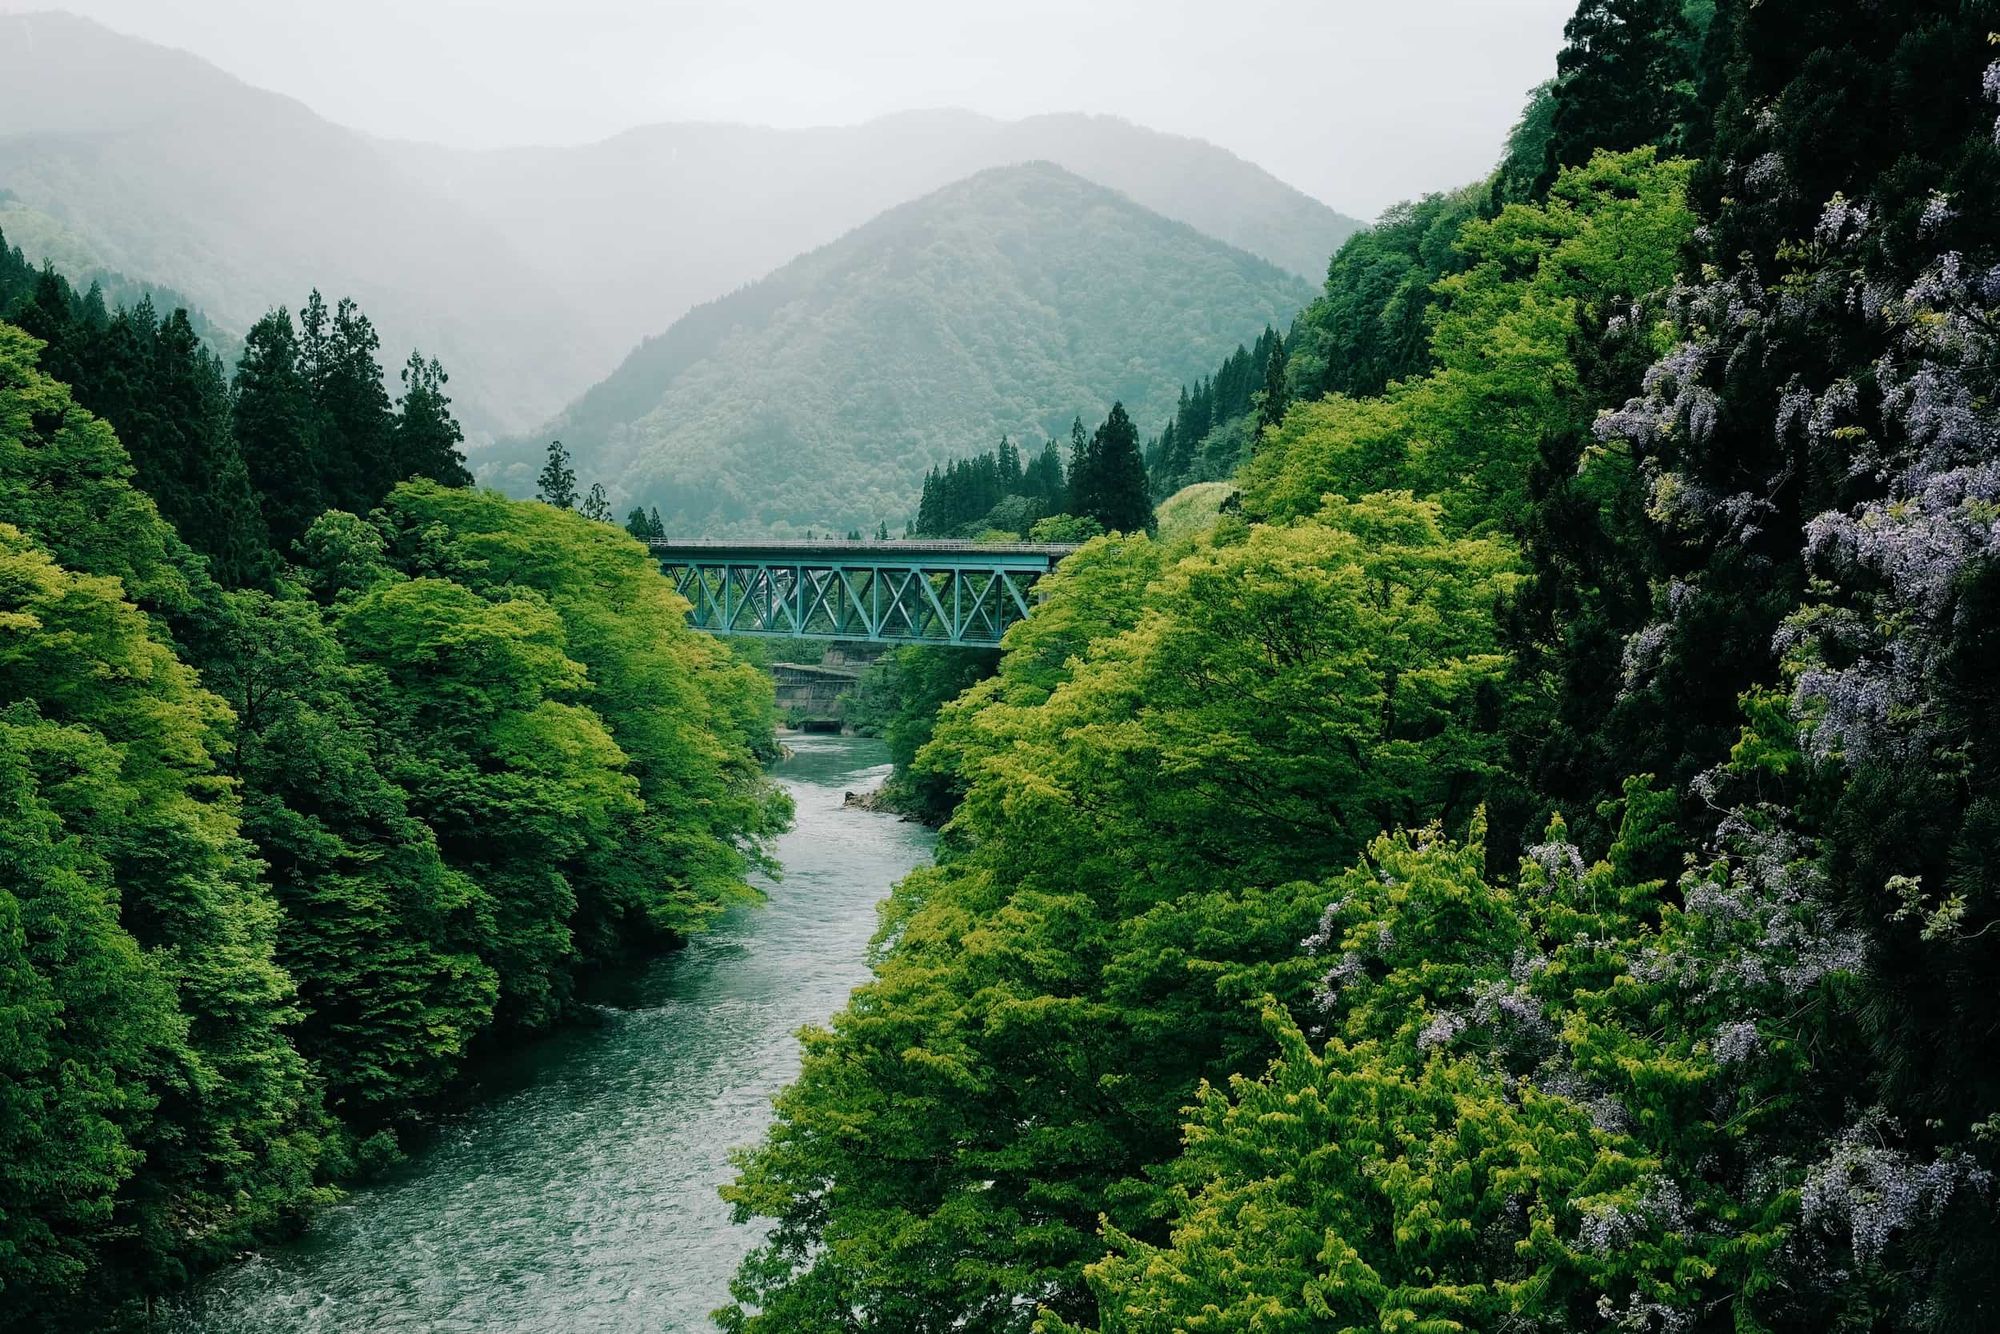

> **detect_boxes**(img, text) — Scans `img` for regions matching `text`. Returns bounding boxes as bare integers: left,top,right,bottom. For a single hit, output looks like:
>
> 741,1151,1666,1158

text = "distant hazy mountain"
389,111,1361,368
0,11,609,438
0,13,1356,439
492,163,1315,536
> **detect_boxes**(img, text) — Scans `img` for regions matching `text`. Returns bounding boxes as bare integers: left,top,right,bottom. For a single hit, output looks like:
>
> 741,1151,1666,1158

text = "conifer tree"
233,309,325,552
392,351,472,488
581,482,613,523
1254,336,1289,434
1539,0,1697,194
1084,402,1152,534
537,440,578,508
300,292,396,514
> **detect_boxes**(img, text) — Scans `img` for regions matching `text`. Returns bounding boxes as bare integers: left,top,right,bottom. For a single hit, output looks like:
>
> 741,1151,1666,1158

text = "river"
166,733,931,1334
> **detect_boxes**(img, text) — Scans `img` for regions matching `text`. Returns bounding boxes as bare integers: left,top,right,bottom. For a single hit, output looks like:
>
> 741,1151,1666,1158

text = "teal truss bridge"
646,539,1077,647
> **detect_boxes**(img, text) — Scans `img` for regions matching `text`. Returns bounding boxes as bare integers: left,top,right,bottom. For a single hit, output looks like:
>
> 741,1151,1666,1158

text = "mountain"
0,11,609,436
492,162,1316,536
387,110,1362,365
0,14,1356,439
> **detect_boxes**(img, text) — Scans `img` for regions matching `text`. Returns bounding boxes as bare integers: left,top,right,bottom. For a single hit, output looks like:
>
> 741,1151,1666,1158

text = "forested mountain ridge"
384,108,1360,355
0,11,604,439
492,162,1315,535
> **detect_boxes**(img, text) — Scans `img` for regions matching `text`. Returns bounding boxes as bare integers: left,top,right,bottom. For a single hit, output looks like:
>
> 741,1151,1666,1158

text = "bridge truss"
646,539,1077,647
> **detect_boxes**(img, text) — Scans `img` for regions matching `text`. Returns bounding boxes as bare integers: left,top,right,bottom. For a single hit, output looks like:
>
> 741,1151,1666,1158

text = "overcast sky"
20,0,1572,216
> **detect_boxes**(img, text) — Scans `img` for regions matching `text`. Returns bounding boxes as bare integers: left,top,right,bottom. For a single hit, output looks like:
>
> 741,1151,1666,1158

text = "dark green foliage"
1287,188,1485,401
845,646,1000,821
1143,327,1284,496
392,352,472,490
205,586,498,1123
1539,0,1699,195
0,236,471,580
915,435,1069,537
0,337,327,1317
1066,402,1151,535
1491,80,1558,207
233,310,324,551
0,256,276,586
300,291,397,515
537,438,578,508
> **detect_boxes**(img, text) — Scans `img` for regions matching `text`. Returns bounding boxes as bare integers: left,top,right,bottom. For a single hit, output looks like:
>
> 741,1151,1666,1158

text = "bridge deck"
646,538,1079,646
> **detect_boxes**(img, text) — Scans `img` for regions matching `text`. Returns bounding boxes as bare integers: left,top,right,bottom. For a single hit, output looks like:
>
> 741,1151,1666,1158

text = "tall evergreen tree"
1539,0,1697,194
1078,403,1152,535
1254,335,1289,434
233,309,324,553
391,352,472,488
300,292,396,513
537,440,578,508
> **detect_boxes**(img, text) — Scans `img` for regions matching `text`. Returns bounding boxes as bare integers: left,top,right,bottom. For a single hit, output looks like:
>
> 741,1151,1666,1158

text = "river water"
166,733,931,1334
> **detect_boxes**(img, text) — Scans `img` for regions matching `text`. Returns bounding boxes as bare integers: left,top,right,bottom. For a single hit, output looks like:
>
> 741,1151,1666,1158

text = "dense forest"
911,406,1152,541
719,3,2000,1333
0,261,785,1326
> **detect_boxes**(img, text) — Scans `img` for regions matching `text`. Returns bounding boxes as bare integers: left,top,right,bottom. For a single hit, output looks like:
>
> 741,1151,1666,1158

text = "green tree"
1079,402,1151,534
233,309,325,552
391,351,472,489
0,523,324,1313
1045,791,1844,1333
537,439,578,508
301,292,397,514
723,500,1520,1330
1539,0,1698,194
208,584,498,1123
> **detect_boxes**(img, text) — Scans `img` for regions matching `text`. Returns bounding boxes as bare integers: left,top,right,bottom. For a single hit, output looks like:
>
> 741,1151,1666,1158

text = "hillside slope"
494,162,1315,535
0,11,607,435
391,109,1359,366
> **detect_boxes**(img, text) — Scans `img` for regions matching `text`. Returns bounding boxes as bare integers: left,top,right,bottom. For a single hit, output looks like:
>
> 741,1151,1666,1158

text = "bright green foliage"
207,585,499,1122
367,483,789,959
1242,149,1694,531
0,685,186,1316
0,524,324,1318
0,323,205,615
1043,796,1834,1332
721,499,1519,1330
0,314,786,1321
335,570,631,1027
1152,481,1237,548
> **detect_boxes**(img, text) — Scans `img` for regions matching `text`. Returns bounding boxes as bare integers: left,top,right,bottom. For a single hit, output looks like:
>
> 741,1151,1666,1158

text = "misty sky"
18,0,1573,216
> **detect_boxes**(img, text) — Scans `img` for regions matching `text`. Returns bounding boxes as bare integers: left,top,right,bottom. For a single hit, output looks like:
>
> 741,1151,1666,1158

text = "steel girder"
648,541,1073,646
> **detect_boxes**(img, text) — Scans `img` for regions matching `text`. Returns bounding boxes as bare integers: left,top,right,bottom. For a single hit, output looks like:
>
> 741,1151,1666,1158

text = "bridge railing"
645,539,1077,647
